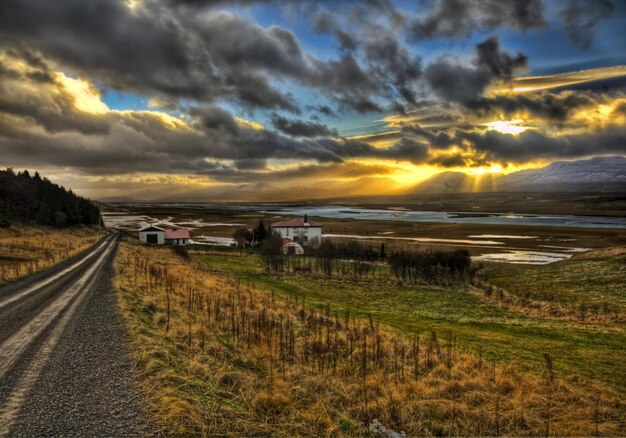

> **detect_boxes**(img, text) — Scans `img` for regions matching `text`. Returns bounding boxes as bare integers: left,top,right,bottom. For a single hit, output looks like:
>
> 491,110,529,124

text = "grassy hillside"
0,225,106,285
483,250,626,314
189,250,626,392
115,241,625,436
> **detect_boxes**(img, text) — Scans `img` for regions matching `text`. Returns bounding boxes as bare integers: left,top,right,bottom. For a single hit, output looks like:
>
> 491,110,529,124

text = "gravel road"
0,231,148,437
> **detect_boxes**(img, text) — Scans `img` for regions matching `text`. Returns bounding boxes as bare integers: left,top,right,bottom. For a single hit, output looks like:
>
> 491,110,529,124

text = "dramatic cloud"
459,126,626,163
0,0,623,199
559,0,614,48
271,115,338,138
410,0,547,40
425,37,527,106
472,90,607,124
0,0,430,115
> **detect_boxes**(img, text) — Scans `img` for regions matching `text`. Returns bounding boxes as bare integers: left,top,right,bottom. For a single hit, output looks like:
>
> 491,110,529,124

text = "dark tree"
253,220,267,244
233,227,253,248
259,231,284,272
0,168,101,228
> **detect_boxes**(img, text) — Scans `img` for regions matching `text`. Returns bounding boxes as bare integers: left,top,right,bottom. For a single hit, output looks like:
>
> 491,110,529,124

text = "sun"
469,164,502,175
482,119,531,135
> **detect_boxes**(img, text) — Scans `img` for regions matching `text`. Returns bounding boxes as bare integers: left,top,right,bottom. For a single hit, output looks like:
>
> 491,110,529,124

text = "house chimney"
304,214,308,223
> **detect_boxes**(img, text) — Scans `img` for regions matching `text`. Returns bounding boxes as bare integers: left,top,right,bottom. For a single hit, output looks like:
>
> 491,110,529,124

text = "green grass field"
483,252,626,312
192,251,626,392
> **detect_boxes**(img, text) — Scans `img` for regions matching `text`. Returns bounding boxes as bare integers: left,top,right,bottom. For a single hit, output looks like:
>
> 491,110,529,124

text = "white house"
270,215,322,247
139,225,190,245
139,225,165,245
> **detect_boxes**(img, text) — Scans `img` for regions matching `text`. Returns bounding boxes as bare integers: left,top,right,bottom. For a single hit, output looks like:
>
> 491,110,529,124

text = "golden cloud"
491,65,626,94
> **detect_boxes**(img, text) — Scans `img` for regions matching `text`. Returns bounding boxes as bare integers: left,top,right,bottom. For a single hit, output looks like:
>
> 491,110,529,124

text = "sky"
0,0,625,201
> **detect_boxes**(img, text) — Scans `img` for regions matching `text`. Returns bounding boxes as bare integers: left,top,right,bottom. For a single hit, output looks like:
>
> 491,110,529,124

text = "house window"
303,227,308,233
293,227,298,233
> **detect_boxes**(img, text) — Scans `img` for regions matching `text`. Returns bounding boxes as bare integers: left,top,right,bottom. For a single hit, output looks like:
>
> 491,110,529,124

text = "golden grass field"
0,225,106,285
115,239,625,436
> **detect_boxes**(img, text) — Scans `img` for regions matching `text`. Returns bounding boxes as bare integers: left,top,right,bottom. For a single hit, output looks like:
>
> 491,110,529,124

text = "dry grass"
115,239,626,437
0,225,106,285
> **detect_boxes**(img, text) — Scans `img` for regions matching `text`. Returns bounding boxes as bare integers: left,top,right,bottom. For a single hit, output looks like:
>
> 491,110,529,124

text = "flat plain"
103,203,626,391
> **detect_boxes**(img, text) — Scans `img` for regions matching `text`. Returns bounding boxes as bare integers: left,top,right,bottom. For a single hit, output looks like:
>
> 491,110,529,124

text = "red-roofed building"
164,228,190,245
270,215,322,247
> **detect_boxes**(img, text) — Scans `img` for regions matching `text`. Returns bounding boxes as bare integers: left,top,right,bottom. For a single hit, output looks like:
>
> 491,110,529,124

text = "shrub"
259,231,284,272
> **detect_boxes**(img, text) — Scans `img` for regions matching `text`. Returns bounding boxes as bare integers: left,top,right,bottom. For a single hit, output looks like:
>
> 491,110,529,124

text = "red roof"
271,218,322,228
164,228,190,239
281,238,294,245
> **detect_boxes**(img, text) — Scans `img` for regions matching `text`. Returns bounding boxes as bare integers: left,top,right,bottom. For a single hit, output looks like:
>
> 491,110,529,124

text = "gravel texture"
0,237,149,437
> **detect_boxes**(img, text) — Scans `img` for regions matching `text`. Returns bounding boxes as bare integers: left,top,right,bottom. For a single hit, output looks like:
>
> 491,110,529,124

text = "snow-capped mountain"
498,156,626,191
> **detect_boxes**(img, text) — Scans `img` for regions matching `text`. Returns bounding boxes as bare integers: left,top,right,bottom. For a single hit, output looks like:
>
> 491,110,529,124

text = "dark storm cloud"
363,32,422,106
378,137,429,163
425,37,528,106
308,105,336,117
271,115,338,138
409,0,613,48
476,37,528,83
559,0,614,48
422,37,612,126
0,57,434,175
0,0,431,115
409,0,547,40
0,0,623,185
425,59,493,106
428,153,471,168
309,1,422,112
0,0,390,114
313,9,336,34
472,90,605,123
335,30,359,52
458,127,626,163
401,124,455,149
234,159,267,171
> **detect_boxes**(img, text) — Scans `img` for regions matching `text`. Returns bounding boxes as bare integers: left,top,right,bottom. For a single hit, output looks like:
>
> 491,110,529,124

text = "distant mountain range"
497,156,626,191
406,156,626,194
98,156,626,203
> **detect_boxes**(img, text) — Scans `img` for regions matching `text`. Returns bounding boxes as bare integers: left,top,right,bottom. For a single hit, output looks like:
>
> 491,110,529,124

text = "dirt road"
0,231,148,437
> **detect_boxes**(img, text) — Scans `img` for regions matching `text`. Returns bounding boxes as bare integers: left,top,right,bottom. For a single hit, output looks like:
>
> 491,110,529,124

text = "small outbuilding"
139,225,166,245
139,225,190,245
164,228,190,245
281,238,304,255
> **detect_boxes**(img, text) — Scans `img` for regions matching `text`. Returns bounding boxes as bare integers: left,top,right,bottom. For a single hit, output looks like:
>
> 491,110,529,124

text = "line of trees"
259,236,473,286
388,249,473,286
0,168,101,228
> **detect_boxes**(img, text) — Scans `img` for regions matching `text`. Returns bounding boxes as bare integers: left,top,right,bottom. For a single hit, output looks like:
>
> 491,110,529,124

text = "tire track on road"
0,230,148,437
0,242,114,437
0,238,115,380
